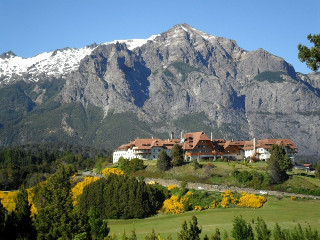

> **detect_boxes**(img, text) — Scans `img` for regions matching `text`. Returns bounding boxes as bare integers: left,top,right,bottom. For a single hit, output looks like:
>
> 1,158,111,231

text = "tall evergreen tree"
231,216,254,240
157,150,171,171
210,228,221,240
15,187,36,239
0,202,6,240
178,216,201,240
35,164,87,240
88,206,110,240
3,210,18,240
171,144,184,166
255,217,271,240
267,145,293,184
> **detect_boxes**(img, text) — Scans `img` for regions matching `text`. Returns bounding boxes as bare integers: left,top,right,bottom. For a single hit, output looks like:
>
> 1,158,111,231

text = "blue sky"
0,0,319,74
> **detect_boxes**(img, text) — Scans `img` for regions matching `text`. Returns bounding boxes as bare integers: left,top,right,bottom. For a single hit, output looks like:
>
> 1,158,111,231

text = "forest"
0,143,110,190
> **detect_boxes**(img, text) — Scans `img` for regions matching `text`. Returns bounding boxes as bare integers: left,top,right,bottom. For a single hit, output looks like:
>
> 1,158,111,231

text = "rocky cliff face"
1,24,320,155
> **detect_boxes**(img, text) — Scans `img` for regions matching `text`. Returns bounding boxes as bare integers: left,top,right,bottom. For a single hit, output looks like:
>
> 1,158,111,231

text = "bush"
119,158,145,174
232,170,270,189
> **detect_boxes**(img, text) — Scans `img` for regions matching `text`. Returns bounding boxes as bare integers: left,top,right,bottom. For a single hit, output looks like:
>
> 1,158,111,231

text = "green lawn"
108,196,320,239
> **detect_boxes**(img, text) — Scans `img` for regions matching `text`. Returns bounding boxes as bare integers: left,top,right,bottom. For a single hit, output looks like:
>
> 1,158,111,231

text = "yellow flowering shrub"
220,190,234,208
160,195,186,214
194,205,202,211
209,200,217,209
236,192,267,208
167,185,177,191
0,191,18,212
291,196,297,200
71,176,100,206
101,168,124,176
186,191,193,196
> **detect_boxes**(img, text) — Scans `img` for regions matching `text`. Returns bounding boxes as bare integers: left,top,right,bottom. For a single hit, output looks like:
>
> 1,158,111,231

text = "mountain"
0,23,320,155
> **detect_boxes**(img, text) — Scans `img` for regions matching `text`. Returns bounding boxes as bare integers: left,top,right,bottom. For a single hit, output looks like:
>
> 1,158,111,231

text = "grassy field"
108,196,320,239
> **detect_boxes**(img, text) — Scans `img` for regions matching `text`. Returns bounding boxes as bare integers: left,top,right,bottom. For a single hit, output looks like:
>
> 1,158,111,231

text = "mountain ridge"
0,24,320,155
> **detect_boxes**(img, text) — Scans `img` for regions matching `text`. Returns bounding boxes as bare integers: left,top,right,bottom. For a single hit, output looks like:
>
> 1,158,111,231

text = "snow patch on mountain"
0,35,160,84
103,34,159,50
0,46,95,83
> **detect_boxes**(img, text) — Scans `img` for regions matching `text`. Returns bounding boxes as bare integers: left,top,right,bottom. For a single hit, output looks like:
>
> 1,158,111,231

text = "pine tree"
0,202,7,240
88,206,110,240
35,164,87,239
171,144,184,166
144,229,158,240
14,187,36,239
267,145,293,184
272,223,285,240
3,210,18,239
178,216,202,240
298,34,320,71
255,217,271,240
157,150,171,171
211,228,221,240
231,216,254,240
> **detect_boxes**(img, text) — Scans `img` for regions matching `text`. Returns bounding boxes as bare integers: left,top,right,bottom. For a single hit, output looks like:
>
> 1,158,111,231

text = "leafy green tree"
315,160,320,179
298,34,320,71
267,145,293,184
178,216,202,240
88,206,110,240
157,150,171,171
35,164,88,239
255,217,271,240
231,216,254,240
171,144,183,166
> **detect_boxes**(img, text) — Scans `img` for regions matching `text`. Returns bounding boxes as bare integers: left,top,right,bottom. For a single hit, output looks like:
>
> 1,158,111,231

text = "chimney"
211,132,213,141
253,138,256,152
181,131,183,140
170,132,174,140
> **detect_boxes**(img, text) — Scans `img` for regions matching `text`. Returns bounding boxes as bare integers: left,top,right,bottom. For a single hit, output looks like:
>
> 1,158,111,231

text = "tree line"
0,143,110,190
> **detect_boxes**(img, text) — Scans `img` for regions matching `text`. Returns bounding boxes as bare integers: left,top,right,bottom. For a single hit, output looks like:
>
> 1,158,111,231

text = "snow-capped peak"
0,46,96,83
177,23,217,40
0,34,160,84
103,34,159,50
